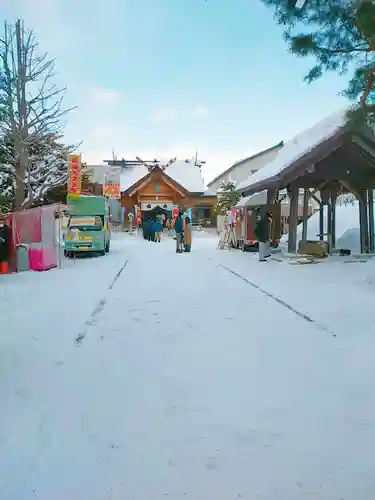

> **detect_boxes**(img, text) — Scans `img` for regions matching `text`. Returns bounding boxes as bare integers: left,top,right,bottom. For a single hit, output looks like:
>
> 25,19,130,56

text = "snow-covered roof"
120,165,149,192
202,189,217,196
234,191,267,208
207,142,283,188
120,159,205,194
165,159,205,193
237,109,348,193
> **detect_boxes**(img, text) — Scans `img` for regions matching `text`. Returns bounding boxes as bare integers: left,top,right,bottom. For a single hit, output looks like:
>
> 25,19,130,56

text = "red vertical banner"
68,154,81,196
173,207,179,220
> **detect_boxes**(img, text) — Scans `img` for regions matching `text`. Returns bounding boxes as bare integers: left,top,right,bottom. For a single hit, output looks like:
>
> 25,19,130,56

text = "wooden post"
363,189,369,253
327,198,332,254
319,204,324,241
368,189,374,252
359,200,366,253
301,187,309,242
358,190,369,253
331,190,337,250
287,185,299,253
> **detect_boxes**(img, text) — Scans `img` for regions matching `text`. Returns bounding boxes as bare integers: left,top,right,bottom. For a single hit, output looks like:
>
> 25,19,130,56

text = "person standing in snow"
254,210,270,262
166,217,173,236
183,214,192,252
149,217,156,242
174,211,184,253
0,216,11,274
160,212,166,231
142,218,150,240
153,217,162,242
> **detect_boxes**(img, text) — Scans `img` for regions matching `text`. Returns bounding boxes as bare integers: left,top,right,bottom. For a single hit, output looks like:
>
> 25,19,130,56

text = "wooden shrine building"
236,109,375,254
103,158,217,227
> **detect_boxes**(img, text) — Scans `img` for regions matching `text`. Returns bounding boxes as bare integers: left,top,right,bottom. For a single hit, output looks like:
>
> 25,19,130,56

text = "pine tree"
214,180,240,215
261,0,375,127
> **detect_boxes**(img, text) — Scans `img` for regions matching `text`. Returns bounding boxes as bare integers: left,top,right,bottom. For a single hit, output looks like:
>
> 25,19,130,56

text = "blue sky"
3,0,348,183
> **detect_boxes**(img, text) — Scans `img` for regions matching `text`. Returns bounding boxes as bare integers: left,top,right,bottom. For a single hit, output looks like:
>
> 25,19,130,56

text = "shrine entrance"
142,205,171,221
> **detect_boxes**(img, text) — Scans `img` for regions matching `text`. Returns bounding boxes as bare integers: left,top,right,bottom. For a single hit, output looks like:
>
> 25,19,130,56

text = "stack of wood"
298,239,328,258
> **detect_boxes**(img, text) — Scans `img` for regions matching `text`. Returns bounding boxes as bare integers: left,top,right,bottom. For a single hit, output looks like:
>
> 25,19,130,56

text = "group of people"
142,216,165,243
141,211,192,253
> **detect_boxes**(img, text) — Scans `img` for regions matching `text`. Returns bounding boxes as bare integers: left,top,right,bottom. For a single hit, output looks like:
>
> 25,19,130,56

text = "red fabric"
14,208,42,244
0,261,9,274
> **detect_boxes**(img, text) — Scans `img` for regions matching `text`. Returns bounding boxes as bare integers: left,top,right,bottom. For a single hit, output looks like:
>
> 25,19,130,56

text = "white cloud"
87,88,121,105
191,105,209,120
150,107,177,123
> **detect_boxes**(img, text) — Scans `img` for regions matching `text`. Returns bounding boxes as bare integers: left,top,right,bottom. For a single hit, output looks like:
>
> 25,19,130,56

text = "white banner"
140,202,177,211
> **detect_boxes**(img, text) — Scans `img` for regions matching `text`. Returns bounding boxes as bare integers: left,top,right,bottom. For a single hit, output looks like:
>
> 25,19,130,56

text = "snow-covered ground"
2,232,375,499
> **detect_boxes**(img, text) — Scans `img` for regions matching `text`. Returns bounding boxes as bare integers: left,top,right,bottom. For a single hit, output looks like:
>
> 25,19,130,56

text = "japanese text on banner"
103,166,121,199
67,154,81,196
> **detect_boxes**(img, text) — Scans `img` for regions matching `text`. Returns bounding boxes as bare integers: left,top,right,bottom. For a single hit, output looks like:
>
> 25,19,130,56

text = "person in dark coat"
254,211,270,262
149,217,155,242
142,219,150,240
0,216,11,274
174,211,184,253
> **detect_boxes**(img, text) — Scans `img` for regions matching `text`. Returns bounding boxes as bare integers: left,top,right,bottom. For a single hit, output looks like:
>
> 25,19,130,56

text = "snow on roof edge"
120,159,205,194
237,108,349,193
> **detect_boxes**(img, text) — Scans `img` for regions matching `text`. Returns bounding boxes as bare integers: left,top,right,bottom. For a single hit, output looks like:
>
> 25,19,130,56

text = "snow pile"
164,159,205,193
120,159,205,194
120,165,149,192
237,109,348,192
280,202,361,253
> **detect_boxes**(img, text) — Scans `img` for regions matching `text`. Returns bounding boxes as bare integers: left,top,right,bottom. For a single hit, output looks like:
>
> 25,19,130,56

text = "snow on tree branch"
0,19,77,210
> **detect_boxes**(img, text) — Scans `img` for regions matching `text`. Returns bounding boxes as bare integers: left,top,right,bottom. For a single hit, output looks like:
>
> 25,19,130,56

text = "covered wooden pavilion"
238,109,375,254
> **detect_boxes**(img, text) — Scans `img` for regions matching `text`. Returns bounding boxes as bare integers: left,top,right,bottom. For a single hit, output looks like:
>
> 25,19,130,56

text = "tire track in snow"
215,261,334,336
75,259,129,344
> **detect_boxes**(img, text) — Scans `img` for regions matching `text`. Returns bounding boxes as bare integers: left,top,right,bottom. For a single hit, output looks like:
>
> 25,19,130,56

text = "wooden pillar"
301,188,309,242
267,189,279,244
319,203,324,242
320,188,330,243
368,189,374,252
287,185,299,253
331,190,337,250
327,200,333,254
359,190,369,253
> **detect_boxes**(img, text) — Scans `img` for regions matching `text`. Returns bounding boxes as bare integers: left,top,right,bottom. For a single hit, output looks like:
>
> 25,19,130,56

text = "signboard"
103,166,121,199
70,217,97,226
67,154,81,196
173,207,179,219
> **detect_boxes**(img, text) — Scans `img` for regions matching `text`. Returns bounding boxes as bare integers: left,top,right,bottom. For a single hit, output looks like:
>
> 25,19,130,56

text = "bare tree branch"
0,19,77,209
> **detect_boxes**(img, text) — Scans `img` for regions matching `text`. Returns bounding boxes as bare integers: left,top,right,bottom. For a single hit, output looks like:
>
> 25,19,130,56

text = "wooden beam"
311,193,321,206
352,136,375,160
162,176,186,197
339,180,361,200
128,177,152,197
